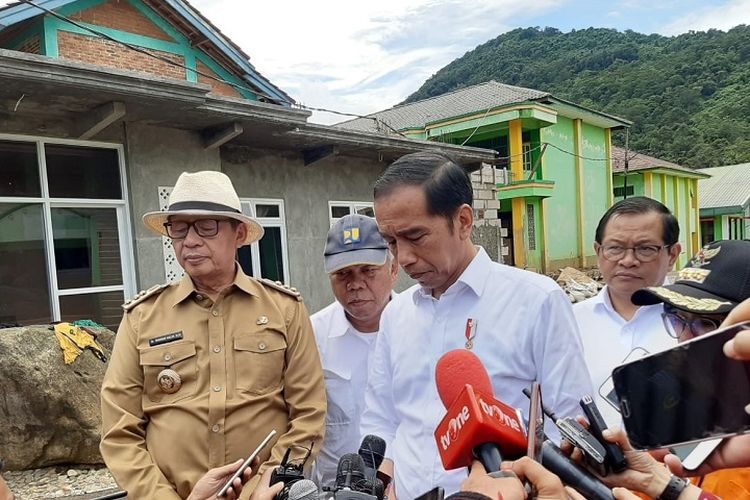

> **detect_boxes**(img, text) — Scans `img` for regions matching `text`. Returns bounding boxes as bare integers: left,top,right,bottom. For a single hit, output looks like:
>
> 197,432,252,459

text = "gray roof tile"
337,81,549,134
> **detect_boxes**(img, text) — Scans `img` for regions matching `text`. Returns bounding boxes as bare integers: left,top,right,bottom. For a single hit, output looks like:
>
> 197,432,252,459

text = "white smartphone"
218,429,277,497
670,438,722,471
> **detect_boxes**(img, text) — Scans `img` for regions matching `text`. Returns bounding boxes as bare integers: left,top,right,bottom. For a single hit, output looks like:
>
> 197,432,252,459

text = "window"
0,136,135,330
523,142,533,178
237,199,289,283
329,201,375,226
613,185,635,198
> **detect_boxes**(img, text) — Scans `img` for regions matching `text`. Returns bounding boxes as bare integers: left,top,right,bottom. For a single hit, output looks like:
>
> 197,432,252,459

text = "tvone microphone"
434,350,527,472
540,440,615,500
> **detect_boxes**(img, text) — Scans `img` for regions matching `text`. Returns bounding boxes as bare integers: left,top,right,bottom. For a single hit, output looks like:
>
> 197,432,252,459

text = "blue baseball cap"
324,214,389,274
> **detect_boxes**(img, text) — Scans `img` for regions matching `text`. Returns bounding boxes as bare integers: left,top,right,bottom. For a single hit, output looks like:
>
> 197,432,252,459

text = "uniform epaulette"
258,278,303,302
122,283,170,311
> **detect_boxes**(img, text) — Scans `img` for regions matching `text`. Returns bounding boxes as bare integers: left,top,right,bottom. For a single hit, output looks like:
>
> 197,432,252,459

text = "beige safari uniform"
100,267,326,499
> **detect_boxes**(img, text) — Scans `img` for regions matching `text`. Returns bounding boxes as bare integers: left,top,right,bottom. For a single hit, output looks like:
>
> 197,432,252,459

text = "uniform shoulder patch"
122,283,170,311
258,278,303,302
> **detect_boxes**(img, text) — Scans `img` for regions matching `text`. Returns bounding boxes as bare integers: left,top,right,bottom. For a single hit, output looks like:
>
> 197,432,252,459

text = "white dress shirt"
310,299,380,487
573,286,677,428
360,248,593,499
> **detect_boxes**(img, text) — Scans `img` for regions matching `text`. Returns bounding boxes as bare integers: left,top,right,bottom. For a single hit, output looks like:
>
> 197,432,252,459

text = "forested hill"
405,26,750,168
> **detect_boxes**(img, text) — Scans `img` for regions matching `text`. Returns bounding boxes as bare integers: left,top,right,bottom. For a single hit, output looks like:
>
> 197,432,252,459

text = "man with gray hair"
311,214,399,487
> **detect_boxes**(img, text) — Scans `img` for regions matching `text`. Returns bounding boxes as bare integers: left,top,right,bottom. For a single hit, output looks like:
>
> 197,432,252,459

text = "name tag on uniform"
149,331,184,347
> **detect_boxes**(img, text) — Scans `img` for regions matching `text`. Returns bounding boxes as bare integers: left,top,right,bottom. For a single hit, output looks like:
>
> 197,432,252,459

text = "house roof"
0,48,496,168
611,146,707,177
697,163,750,211
337,80,631,134
0,0,293,105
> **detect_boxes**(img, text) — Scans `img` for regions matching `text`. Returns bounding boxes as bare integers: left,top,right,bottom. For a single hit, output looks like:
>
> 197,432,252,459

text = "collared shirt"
360,248,592,499
310,299,383,487
573,286,677,427
100,266,326,499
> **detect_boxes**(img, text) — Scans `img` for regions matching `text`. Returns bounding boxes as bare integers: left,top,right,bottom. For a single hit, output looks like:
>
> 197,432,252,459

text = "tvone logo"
479,398,521,432
439,405,470,450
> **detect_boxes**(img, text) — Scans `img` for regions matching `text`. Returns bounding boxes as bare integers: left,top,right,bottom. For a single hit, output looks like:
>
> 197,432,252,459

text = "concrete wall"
221,145,415,314
123,122,221,288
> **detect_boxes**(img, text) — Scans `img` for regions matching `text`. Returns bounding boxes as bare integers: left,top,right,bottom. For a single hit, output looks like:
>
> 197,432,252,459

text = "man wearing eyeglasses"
631,238,750,499
100,171,326,499
573,197,681,427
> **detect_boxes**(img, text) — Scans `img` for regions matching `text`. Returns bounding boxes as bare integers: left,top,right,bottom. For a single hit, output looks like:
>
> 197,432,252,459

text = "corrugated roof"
611,146,704,176
337,81,549,133
698,163,750,210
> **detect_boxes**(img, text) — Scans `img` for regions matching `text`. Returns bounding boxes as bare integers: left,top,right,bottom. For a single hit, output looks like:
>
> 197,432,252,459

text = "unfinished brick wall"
471,164,509,263
196,60,242,98
17,35,41,54
58,31,186,80
69,0,174,42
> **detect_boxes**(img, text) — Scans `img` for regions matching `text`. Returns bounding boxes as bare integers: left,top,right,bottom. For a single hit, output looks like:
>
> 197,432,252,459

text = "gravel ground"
3,465,121,499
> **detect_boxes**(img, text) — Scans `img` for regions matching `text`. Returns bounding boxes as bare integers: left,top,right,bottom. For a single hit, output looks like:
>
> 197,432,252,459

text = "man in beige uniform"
100,171,326,499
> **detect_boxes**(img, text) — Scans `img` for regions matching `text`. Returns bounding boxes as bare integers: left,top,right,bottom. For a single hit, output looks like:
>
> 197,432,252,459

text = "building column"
643,172,653,198
605,128,614,206
573,119,585,267
509,119,526,268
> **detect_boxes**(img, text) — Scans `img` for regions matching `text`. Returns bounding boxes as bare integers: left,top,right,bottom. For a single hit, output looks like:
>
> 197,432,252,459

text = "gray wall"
222,145,413,314
0,118,414,315
123,123,221,288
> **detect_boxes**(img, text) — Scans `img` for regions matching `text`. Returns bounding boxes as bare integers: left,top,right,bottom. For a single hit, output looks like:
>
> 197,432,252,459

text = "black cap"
631,239,750,314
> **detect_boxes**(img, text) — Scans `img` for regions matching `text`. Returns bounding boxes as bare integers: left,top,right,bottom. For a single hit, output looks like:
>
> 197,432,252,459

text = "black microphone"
540,440,614,500
333,454,376,500
358,435,386,500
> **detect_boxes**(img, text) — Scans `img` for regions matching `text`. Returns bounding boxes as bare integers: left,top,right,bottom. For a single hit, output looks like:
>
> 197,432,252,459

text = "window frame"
240,198,290,283
328,200,375,226
0,133,136,323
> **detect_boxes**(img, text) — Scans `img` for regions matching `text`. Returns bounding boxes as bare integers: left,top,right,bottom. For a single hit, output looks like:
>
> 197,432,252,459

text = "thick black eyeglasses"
163,219,223,239
599,244,670,262
661,307,723,340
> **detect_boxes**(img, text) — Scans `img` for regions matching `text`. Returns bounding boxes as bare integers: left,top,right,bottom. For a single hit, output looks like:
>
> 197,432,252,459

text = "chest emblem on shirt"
157,368,182,394
256,316,269,325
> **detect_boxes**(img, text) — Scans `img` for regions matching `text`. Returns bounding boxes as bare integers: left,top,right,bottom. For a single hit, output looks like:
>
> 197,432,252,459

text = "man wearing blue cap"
310,214,399,487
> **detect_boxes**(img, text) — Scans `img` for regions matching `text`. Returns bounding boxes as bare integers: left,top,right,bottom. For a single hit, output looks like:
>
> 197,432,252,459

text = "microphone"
287,479,321,500
434,350,527,472
357,435,386,499
540,440,614,500
332,453,375,499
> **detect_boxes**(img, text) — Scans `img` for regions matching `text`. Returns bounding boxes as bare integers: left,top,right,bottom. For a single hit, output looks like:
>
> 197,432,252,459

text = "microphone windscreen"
373,478,385,500
288,479,320,500
435,349,493,408
358,435,386,470
335,453,366,489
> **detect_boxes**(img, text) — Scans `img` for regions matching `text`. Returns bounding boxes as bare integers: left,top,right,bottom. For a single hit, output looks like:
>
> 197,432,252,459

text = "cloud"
661,0,750,34
190,0,562,123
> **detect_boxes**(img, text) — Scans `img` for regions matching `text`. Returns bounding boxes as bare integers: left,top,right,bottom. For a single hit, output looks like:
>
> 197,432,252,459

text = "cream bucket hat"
142,171,264,245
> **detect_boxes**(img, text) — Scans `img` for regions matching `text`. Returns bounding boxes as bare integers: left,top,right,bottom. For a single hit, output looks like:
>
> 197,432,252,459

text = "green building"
698,163,750,243
340,81,631,272
611,147,709,268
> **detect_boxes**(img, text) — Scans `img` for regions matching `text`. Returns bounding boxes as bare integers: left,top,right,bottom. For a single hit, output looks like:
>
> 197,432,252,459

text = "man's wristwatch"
658,475,690,500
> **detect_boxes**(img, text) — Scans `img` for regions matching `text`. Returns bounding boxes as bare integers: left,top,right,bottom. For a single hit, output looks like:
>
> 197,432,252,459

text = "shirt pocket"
139,341,198,404
234,331,287,394
323,369,354,426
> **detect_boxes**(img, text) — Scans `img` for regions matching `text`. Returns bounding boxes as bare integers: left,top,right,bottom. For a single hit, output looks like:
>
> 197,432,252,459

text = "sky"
4,0,750,123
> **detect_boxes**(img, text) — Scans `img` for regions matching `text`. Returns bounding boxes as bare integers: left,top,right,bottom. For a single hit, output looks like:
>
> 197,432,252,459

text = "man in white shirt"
573,197,681,426
361,151,592,499
311,214,399,488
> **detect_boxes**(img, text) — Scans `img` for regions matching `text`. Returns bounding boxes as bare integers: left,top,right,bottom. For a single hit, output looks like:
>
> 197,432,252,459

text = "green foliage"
405,26,750,168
